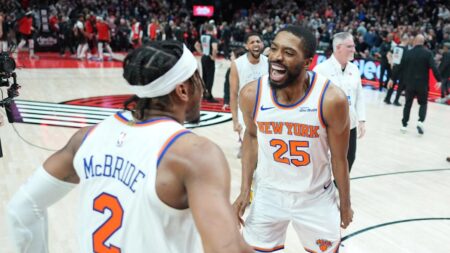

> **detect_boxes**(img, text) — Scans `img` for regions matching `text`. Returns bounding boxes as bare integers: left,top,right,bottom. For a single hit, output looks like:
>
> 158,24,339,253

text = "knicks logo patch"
9,95,231,129
316,239,332,252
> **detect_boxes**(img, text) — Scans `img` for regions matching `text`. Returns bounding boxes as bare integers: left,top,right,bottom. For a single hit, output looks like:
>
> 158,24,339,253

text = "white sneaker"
400,126,407,133
417,121,424,135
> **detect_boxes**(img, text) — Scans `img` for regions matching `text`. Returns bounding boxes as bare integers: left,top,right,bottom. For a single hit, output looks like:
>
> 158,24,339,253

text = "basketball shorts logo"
316,239,332,252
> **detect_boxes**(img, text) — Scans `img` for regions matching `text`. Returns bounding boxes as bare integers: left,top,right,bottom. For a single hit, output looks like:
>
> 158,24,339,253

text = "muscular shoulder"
161,133,227,175
323,83,348,106
322,83,349,123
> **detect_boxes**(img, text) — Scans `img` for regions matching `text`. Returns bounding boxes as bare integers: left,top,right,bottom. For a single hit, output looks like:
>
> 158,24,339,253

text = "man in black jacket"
438,45,450,100
390,34,441,134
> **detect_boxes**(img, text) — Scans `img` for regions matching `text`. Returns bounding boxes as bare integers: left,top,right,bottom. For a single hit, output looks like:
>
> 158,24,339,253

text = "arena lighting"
193,5,214,17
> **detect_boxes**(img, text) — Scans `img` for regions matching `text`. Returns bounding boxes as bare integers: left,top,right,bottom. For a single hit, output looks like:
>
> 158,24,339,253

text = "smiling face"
245,35,263,59
268,31,309,90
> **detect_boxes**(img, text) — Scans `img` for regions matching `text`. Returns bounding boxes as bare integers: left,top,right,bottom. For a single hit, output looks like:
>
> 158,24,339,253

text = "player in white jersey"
233,26,353,253
230,32,269,143
7,41,253,253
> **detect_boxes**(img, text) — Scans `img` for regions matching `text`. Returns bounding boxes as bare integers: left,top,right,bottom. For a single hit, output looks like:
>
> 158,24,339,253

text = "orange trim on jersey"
270,71,318,110
253,245,285,252
318,79,331,128
113,113,174,127
252,77,263,123
157,129,191,160
304,247,317,253
81,125,98,145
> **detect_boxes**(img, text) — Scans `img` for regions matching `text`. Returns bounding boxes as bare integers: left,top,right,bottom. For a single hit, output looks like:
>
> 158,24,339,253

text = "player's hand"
233,121,242,134
387,80,394,89
340,205,353,229
232,190,251,227
222,103,230,111
357,121,366,138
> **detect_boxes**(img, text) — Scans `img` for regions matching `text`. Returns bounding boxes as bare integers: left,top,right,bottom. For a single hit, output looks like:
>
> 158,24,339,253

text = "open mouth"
251,48,260,54
270,63,287,82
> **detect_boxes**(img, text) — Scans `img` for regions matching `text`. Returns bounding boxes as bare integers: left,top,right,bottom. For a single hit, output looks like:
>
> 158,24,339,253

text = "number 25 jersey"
253,72,332,193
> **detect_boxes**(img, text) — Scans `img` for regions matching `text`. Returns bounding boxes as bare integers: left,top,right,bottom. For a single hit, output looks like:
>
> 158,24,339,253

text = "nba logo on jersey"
316,239,332,252
116,131,127,147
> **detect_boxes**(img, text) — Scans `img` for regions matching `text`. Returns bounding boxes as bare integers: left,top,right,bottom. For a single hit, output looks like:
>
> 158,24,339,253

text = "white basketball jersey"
253,72,332,193
73,111,202,253
235,53,269,124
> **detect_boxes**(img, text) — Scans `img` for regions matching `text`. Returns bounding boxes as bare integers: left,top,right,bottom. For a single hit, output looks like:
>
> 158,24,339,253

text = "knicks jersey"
253,72,332,193
73,111,202,253
235,53,269,124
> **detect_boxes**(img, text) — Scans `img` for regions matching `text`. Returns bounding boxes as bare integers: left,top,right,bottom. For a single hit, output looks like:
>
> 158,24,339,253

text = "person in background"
314,32,366,172
385,34,410,106
195,24,219,102
223,47,246,111
96,16,114,61
390,34,441,134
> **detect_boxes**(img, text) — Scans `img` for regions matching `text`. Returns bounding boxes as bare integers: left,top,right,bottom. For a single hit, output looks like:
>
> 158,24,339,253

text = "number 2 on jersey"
93,193,124,253
270,139,311,167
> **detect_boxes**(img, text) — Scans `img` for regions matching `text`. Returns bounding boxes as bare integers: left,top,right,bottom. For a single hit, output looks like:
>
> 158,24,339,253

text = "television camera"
0,49,21,158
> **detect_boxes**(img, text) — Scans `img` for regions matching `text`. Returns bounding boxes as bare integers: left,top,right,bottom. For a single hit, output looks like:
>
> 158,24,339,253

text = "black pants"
379,63,391,90
441,79,450,98
201,55,215,98
385,81,404,103
402,88,428,126
348,127,357,172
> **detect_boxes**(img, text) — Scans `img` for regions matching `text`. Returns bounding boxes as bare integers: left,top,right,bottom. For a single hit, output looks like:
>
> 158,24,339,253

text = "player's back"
73,111,202,253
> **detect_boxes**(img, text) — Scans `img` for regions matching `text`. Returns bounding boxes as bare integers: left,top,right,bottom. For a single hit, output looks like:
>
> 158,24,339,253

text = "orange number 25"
270,139,311,167
93,193,124,253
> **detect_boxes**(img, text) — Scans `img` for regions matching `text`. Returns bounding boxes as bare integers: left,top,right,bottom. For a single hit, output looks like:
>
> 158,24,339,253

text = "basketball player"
230,32,268,157
314,32,366,172
7,41,253,253
14,11,38,59
233,26,353,253
95,16,114,61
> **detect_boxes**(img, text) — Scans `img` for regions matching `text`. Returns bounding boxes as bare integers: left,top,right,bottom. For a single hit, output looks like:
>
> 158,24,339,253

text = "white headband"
127,44,198,98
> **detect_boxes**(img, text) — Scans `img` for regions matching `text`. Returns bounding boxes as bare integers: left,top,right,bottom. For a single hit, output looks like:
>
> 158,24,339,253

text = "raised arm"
232,80,259,224
322,84,353,229
182,135,253,253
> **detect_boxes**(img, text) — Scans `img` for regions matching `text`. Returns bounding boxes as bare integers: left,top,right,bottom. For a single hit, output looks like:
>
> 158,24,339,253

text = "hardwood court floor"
0,56,449,253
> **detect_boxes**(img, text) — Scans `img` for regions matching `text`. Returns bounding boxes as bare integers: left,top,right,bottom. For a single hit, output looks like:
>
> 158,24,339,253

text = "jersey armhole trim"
80,125,97,146
157,129,192,168
318,79,331,128
252,77,262,121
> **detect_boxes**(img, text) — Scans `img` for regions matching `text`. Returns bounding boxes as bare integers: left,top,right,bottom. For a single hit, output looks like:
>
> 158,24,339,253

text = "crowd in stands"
0,0,449,63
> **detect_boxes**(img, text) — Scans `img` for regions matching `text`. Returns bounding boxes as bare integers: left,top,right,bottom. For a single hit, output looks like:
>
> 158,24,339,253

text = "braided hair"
123,40,189,120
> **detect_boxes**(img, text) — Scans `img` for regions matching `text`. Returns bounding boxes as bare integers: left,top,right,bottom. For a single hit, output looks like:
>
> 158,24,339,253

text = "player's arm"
211,41,218,60
6,127,90,253
232,80,258,224
183,136,253,253
322,84,353,229
229,61,241,133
